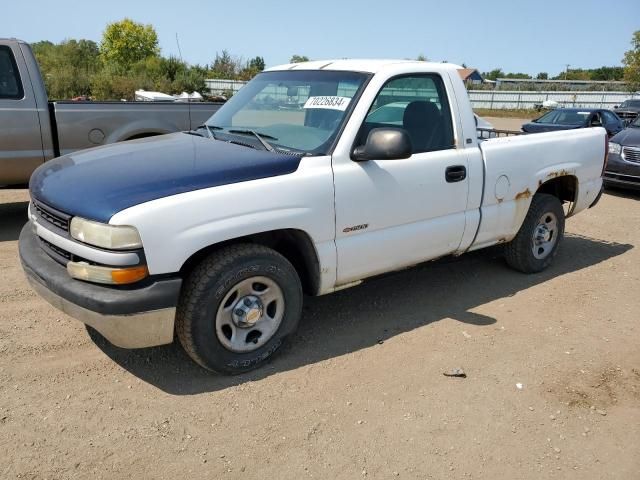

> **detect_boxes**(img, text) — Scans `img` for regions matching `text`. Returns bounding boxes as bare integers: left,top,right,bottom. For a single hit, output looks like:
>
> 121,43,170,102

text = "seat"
402,101,444,153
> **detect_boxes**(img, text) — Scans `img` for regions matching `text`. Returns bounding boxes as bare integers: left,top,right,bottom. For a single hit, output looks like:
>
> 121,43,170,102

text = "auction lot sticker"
304,96,351,111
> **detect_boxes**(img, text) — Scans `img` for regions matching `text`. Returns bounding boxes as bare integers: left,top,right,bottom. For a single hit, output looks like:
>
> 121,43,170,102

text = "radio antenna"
175,33,184,62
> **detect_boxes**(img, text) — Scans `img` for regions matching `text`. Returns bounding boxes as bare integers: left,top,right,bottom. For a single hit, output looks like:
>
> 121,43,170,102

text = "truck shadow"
604,187,640,200
0,201,29,242
90,233,632,395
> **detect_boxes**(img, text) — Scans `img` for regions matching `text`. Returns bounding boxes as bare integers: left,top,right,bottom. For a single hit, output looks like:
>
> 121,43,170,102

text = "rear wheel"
176,244,303,374
504,193,565,273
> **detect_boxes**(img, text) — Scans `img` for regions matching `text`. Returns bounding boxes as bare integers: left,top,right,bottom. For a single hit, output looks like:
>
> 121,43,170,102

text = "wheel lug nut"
234,309,244,316
244,298,253,307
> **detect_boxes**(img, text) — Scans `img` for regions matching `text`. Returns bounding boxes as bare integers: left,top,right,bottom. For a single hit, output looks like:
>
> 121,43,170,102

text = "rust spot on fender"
546,169,572,179
497,237,507,243
515,188,532,200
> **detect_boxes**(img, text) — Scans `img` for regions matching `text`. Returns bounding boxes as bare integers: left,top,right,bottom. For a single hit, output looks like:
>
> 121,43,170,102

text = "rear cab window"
0,46,24,100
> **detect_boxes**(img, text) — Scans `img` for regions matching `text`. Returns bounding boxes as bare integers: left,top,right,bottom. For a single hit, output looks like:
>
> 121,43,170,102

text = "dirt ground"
1,158,639,479
484,116,529,131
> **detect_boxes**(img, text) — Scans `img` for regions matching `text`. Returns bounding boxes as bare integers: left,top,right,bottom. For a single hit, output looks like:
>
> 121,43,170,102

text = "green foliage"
238,57,265,81
536,72,548,80
483,69,533,81
482,68,504,81
589,66,624,81
551,66,624,81
290,55,309,63
208,52,266,82
502,72,532,79
33,28,207,100
248,56,265,71
32,39,100,99
100,18,160,71
623,30,640,91
209,50,241,79
416,54,428,62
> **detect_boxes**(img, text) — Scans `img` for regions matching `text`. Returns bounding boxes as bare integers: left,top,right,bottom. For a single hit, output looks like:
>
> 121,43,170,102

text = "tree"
482,68,504,81
238,56,266,81
590,66,623,81
32,39,100,99
100,18,159,71
248,56,265,71
536,72,548,80
416,54,428,62
623,30,640,91
209,50,241,79
503,72,532,79
290,55,309,63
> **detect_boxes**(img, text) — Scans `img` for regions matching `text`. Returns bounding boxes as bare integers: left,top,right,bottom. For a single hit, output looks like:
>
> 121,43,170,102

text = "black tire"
504,193,565,273
176,244,303,374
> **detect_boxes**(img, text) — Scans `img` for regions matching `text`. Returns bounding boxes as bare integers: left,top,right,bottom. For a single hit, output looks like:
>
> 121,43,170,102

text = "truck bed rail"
477,128,523,140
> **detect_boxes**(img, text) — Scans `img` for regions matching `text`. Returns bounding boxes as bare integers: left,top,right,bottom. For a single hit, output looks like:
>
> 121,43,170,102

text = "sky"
2,0,639,77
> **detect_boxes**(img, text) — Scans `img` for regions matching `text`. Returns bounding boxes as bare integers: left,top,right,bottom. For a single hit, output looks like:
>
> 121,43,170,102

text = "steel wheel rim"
215,276,285,353
532,211,559,260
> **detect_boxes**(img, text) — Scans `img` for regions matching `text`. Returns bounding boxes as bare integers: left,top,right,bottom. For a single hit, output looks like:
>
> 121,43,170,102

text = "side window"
360,74,454,154
602,111,618,126
0,46,24,100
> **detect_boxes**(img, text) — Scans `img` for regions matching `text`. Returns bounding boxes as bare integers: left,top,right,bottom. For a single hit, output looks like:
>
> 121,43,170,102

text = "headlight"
70,217,142,250
609,142,622,155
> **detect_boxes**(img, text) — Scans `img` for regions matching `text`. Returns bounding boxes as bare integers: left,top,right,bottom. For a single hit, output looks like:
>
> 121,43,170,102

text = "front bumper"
604,152,640,190
19,223,182,348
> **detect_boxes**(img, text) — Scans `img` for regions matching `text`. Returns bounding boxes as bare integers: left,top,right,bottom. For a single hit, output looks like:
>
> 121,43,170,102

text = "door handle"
445,165,467,183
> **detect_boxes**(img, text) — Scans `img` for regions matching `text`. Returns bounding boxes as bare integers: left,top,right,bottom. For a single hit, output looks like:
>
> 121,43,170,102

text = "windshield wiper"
228,129,278,152
196,124,223,140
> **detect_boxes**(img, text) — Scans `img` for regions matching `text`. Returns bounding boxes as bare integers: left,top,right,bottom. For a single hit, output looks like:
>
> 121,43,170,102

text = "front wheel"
176,244,303,374
504,193,565,273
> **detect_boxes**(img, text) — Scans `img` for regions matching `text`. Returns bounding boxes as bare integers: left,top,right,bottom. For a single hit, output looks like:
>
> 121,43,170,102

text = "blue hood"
30,133,302,222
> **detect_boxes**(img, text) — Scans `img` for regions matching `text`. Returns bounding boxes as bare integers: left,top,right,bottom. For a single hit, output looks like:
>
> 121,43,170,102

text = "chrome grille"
623,146,640,164
616,111,638,120
33,200,70,232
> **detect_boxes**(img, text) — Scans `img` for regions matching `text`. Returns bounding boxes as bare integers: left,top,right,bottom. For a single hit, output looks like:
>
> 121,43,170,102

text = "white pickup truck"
19,59,607,374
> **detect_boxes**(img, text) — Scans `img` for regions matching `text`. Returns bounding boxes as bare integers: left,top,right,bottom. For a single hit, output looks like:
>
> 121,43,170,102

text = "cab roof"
265,59,460,74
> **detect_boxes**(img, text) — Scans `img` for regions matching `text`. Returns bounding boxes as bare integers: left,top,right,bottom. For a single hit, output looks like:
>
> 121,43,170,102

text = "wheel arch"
535,174,578,215
179,228,322,296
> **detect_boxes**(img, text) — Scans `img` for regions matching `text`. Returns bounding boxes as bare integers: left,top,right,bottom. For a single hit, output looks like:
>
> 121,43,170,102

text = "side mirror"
352,128,413,162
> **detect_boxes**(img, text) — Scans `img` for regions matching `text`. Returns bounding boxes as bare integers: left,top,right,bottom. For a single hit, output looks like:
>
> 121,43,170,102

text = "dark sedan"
522,108,624,137
605,116,640,190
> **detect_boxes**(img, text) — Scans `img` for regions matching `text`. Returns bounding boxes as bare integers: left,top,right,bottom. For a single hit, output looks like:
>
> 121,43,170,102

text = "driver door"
332,74,470,284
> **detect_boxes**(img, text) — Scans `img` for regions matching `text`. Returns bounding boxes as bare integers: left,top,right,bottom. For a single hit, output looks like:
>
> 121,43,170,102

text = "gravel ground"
1,154,639,479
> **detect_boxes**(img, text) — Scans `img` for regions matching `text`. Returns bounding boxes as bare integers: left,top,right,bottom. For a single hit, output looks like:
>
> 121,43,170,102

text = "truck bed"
52,101,223,157
470,127,606,250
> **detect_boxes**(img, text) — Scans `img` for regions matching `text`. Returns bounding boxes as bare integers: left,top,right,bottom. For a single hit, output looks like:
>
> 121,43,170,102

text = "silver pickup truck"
0,38,224,187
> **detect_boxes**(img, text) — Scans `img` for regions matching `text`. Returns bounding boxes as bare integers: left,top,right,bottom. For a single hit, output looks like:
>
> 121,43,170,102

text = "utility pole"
564,64,570,80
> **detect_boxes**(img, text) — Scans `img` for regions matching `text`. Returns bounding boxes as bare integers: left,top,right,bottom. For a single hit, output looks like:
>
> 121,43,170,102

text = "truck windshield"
205,70,370,155
621,100,640,109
